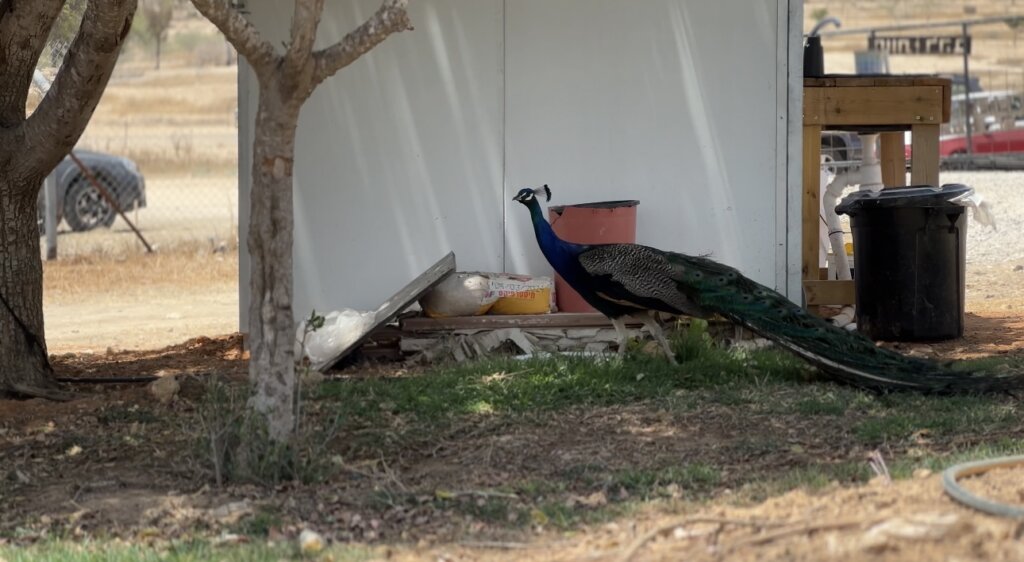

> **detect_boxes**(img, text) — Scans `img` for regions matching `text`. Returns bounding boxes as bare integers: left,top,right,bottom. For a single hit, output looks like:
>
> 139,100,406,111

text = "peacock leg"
640,311,678,365
610,316,629,359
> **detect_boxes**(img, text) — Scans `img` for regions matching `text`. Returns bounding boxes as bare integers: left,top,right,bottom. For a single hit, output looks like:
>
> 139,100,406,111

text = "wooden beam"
802,124,823,284
805,76,950,88
819,86,944,127
879,132,908,187
910,123,941,186
803,280,855,305
803,87,825,125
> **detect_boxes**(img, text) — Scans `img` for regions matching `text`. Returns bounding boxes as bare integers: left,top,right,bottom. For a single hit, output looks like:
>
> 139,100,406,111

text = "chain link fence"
34,2,238,258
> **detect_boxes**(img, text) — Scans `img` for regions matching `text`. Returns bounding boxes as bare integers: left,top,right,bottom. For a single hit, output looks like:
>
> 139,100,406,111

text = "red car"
937,128,1024,156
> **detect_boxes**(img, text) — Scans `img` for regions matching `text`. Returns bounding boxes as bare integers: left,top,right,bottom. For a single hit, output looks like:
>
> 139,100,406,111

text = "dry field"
42,24,241,353
808,0,1024,88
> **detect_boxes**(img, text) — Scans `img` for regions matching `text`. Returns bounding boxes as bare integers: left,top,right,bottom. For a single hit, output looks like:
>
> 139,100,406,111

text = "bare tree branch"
0,0,64,125
284,0,324,71
311,0,412,88
190,0,278,80
22,0,137,178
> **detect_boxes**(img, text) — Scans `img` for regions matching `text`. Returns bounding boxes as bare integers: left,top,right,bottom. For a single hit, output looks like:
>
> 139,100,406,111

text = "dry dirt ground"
3,319,1024,561
9,240,1024,561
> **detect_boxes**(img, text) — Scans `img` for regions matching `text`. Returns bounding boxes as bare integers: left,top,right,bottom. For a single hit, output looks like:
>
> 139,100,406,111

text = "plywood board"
313,251,456,372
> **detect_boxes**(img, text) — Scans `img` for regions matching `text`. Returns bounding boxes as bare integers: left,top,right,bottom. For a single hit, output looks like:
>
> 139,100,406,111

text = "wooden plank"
879,132,908,187
806,76,950,88
803,280,856,305
313,251,456,372
821,86,944,126
802,124,823,284
941,82,952,122
401,312,643,332
910,123,941,186
803,87,824,125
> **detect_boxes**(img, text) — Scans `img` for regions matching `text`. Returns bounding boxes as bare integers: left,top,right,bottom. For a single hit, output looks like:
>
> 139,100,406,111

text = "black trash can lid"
836,184,974,215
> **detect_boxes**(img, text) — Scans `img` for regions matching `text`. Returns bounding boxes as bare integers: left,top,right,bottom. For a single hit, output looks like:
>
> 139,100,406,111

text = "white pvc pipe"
820,133,885,327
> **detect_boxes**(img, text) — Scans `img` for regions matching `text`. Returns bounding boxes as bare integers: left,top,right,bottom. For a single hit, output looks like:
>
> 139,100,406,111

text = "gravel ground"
942,170,1024,268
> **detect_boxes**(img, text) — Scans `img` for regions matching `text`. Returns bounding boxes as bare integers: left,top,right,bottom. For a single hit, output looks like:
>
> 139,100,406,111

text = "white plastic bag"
295,309,376,365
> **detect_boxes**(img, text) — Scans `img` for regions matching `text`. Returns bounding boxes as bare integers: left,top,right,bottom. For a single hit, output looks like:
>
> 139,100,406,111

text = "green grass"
41,325,1010,550
850,393,1019,444
97,405,160,426
316,325,1022,471
318,326,812,428
611,463,722,498
0,540,375,562
318,332,1020,445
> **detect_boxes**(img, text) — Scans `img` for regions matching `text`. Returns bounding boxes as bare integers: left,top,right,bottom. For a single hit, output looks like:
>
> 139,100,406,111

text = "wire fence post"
43,169,58,260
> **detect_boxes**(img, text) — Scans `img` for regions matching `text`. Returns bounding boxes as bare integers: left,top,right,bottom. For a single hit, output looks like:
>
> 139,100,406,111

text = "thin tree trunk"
155,38,162,70
0,176,64,399
246,83,302,441
190,0,411,444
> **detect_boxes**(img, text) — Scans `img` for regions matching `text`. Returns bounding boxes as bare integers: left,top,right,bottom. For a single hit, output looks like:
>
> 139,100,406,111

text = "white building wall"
239,0,800,321
504,0,782,283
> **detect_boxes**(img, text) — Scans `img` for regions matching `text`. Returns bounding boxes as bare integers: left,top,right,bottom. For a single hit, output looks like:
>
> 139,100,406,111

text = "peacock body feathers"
514,185,1024,394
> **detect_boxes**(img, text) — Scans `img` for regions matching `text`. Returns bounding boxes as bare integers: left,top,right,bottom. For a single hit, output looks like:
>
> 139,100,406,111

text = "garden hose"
942,455,1024,518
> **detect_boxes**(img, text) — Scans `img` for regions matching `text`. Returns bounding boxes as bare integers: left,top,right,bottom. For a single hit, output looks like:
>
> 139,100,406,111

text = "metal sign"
868,35,971,55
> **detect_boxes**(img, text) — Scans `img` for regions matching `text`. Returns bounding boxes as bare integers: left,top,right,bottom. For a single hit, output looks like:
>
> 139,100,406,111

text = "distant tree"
140,0,175,69
189,0,413,443
0,1,138,398
810,7,829,23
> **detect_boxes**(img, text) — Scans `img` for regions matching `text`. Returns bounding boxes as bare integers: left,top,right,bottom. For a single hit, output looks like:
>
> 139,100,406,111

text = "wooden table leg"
910,123,941,186
880,132,907,187
802,124,822,306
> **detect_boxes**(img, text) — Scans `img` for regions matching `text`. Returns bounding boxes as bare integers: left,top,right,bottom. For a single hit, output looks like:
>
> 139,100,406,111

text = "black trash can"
836,184,972,342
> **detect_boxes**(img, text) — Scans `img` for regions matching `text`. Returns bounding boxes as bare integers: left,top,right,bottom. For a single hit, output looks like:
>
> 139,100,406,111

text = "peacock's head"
512,185,551,205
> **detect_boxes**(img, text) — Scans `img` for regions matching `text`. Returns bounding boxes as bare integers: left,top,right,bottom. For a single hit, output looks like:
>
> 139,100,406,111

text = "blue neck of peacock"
524,198,587,279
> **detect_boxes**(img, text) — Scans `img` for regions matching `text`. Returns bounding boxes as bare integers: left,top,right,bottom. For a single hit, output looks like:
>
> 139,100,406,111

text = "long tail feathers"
669,252,1023,394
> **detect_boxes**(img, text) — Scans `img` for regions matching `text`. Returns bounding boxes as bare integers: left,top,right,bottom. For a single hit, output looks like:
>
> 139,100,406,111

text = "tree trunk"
155,38,162,70
246,82,302,441
0,0,135,399
0,175,58,397
190,0,411,445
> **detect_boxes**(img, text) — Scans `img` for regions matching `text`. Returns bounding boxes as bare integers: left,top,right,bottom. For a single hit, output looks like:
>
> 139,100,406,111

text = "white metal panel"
504,0,782,288
243,0,505,315
239,0,800,326
785,1,805,299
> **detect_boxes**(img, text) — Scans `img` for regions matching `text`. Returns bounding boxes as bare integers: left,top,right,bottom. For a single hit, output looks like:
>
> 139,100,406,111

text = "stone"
147,375,179,405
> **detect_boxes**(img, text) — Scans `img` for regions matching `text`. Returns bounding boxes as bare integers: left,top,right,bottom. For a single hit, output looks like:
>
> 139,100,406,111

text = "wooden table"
802,75,952,307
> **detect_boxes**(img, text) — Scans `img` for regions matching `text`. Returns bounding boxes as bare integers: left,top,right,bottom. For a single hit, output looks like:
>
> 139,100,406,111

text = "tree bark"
191,0,411,442
0,174,58,398
246,86,301,441
0,0,137,397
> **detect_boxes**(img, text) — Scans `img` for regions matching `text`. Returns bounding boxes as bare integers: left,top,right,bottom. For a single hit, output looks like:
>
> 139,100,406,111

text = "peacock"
513,185,1024,394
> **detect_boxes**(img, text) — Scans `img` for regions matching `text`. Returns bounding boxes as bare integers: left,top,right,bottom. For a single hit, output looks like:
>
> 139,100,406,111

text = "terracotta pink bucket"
548,200,639,313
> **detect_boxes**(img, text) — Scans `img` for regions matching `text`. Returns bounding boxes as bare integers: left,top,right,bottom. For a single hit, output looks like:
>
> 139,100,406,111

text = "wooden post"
910,123,941,185
802,124,823,287
879,132,908,187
